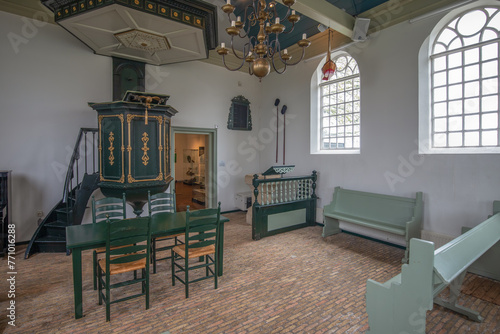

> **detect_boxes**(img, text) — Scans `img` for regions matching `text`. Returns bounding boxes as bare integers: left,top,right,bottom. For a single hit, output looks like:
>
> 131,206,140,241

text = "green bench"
366,210,500,334
322,187,423,263
463,200,500,281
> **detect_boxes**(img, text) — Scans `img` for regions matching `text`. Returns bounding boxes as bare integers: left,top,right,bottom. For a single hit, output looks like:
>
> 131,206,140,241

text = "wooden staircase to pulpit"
25,128,99,258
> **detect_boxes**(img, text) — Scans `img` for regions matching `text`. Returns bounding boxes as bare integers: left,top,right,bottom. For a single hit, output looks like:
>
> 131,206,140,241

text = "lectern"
89,93,178,215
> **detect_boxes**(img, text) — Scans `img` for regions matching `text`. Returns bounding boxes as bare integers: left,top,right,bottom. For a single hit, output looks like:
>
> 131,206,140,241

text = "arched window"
311,52,360,154
419,1,500,153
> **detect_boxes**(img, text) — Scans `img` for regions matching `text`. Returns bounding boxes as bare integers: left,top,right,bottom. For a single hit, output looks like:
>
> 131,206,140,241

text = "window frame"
419,0,500,154
311,51,361,155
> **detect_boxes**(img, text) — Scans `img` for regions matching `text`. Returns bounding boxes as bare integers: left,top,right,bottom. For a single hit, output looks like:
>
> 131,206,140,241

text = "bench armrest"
403,192,424,262
366,238,435,333
322,186,341,216
405,216,423,241
408,192,424,238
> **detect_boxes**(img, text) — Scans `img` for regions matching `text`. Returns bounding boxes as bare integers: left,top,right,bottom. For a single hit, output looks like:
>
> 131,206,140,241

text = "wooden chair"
97,216,151,322
148,190,183,274
171,202,221,298
91,194,127,290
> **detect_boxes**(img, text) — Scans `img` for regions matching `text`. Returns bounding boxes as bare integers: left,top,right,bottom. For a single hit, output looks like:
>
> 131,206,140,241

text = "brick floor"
1,211,499,333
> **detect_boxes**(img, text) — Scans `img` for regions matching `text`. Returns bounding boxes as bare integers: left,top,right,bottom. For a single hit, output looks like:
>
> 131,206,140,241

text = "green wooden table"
66,212,229,319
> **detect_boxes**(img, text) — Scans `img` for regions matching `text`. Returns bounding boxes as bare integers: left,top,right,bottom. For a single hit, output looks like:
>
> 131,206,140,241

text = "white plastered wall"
259,12,500,240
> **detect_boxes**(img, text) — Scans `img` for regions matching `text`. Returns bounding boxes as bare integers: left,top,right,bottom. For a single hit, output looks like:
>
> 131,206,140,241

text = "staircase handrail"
62,127,98,204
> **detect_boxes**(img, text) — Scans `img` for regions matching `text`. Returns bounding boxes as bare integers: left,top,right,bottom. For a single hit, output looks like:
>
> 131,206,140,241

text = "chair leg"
171,249,176,286
185,256,189,298
106,274,111,322
93,251,98,290
214,255,218,290
98,265,103,305
142,270,145,294
152,239,157,274
144,268,150,310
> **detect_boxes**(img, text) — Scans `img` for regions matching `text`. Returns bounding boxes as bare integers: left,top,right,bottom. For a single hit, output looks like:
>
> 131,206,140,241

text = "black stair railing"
24,127,99,259
62,127,99,223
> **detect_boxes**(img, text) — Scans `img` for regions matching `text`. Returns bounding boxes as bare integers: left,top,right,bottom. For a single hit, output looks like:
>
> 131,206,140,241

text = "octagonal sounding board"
41,0,218,66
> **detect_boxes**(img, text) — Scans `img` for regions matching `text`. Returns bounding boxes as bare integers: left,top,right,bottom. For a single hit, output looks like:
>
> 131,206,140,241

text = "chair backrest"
184,202,221,253
104,217,151,272
148,191,176,217
92,193,127,224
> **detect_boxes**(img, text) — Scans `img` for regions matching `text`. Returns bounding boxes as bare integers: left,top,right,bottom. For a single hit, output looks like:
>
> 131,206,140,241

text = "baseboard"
341,230,406,250
318,227,455,250
221,209,244,214
317,221,405,249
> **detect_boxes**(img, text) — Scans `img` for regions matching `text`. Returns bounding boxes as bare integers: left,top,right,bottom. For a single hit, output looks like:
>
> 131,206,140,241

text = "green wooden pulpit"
89,93,178,215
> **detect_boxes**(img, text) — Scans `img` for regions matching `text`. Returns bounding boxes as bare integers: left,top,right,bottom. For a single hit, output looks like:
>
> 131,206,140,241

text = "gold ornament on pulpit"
131,95,163,125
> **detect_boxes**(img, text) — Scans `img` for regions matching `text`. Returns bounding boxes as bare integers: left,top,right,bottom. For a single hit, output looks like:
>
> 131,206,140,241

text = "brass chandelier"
217,0,311,80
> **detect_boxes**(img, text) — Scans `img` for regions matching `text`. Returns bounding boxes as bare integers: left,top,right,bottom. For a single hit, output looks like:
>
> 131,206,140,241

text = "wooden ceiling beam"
277,0,355,38
360,0,468,33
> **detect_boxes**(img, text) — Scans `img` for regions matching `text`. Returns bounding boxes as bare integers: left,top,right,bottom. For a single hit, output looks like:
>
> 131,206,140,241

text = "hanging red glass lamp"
321,29,336,81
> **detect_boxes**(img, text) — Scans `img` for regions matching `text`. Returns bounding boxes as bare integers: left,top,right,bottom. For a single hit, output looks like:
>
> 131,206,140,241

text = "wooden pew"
462,200,500,281
365,211,500,334
322,187,423,263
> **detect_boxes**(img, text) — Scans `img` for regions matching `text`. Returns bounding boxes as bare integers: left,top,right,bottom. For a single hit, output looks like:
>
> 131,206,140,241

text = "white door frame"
171,126,217,208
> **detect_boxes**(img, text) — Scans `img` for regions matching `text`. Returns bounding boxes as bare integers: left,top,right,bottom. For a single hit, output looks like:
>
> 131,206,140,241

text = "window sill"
419,146,500,154
311,149,360,155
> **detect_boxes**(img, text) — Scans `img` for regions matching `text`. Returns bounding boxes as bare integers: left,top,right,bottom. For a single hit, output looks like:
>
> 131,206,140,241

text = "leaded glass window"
319,54,360,150
431,7,500,148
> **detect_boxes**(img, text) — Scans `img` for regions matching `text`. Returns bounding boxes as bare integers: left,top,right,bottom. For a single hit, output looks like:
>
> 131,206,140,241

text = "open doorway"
172,127,217,212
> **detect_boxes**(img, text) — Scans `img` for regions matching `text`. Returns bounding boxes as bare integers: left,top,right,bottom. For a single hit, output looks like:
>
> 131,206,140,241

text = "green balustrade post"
311,170,317,199
252,174,260,206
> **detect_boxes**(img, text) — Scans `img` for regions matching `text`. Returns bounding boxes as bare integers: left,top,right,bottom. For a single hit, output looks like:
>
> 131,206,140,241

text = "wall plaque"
227,95,252,131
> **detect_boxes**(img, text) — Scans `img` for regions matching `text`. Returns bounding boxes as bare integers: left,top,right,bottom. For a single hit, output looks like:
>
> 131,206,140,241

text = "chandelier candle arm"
220,51,248,72
288,10,300,24
231,40,253,61
222,3,235,14
297,34,311,48
217,42,251,71
233,5,256,39
271,47,305,74
281,48,291,62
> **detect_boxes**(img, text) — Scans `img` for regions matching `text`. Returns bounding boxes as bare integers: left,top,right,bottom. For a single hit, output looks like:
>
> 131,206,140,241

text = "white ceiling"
58,4,208,65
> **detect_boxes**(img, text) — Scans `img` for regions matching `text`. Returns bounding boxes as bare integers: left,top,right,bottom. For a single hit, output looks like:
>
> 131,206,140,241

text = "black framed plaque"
227,95,252,131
